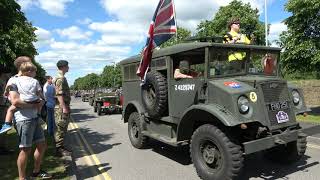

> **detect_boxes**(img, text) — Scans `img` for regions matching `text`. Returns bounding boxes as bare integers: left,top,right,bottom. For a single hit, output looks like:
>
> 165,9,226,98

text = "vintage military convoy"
120,41,320,180
92,88,122,116
81,92,90,102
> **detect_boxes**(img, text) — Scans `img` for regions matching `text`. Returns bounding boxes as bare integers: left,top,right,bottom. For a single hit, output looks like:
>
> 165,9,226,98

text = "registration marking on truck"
175,84,195,91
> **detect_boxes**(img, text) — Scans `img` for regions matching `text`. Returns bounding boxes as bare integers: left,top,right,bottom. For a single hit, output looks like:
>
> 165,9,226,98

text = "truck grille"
259,81,295,127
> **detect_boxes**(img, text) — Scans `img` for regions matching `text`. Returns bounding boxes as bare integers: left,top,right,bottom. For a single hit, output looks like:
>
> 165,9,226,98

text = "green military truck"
120,41,320,180
96,94,122,116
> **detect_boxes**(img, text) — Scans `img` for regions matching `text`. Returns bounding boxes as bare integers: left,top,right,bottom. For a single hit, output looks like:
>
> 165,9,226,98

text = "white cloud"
16,0,73,17
56,26,93,40
77,18,93,25
269,22,287,46
99,0,274,32
34,27,55,48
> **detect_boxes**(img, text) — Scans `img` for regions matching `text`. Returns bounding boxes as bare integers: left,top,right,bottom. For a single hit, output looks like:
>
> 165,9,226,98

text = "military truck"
120,41,320,180
96,94,122,116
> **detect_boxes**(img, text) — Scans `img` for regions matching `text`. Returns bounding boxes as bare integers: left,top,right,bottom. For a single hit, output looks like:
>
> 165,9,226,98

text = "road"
68,98,320,180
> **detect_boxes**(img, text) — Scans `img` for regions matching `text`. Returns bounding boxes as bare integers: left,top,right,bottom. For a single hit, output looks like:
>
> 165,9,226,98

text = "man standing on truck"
53,60,72,157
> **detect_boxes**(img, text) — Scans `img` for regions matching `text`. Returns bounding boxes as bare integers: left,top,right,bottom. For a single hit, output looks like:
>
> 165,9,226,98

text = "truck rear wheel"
97,103,102,116
190,124,243,180
141,71,167,118
264,137,307,164
128,112,148,149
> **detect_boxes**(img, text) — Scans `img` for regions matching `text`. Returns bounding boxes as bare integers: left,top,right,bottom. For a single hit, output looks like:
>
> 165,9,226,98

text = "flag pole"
264,0,268,46
172,0,178,42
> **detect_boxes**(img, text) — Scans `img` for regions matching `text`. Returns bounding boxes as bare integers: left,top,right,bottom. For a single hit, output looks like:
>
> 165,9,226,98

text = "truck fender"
177,104,239,141
123,101,146,123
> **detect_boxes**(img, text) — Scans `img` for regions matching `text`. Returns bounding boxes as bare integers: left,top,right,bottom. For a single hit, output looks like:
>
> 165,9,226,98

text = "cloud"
99,0,274,32
56,26,93,40
34,27,55,48
16,0,74,16
269,22,287,46
77,18,93,25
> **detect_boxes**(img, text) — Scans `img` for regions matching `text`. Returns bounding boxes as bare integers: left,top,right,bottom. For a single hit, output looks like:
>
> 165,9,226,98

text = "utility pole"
113,61,116,87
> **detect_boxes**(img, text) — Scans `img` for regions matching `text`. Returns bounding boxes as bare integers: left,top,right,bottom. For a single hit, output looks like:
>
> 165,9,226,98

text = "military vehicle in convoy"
81,92,90,102
96,94,122,116
120,40,320,180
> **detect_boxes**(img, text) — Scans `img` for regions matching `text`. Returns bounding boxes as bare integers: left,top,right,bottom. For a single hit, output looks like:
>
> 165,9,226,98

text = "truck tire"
128,112,148,149
264,137,307,164
190,124,243,180
141,71,167,118
97,103,102,116
94,103,97,112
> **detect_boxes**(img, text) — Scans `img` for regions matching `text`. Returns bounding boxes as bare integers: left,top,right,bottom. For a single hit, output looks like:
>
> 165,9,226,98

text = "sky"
16,0,290,85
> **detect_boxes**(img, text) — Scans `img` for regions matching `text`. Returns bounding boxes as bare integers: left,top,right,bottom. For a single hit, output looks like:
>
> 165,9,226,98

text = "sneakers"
31,170,52,179
0,123,12,134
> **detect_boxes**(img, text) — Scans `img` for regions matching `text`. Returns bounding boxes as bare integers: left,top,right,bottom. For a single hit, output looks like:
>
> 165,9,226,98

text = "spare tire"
142,71,168,117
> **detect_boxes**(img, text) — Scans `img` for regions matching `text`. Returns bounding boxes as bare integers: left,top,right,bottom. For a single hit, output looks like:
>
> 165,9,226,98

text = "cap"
57,60,69,67
228,18,240,29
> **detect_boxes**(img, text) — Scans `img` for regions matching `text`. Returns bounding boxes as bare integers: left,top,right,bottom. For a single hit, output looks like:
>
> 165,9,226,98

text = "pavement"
65,98,320,180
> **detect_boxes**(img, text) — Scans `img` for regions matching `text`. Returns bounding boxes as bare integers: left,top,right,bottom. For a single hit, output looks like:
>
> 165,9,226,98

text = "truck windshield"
209,48,279,77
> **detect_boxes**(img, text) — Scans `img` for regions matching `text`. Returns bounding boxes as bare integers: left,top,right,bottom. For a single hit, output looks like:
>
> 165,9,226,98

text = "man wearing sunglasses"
223,18,251,45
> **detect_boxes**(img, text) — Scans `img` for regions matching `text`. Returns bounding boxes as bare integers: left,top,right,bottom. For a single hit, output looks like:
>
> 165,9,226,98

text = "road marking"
69,122,102,180
307,143,320,150
70,119,112,180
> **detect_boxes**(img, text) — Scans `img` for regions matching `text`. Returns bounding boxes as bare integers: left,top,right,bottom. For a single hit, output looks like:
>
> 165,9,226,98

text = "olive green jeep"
120,41,320,180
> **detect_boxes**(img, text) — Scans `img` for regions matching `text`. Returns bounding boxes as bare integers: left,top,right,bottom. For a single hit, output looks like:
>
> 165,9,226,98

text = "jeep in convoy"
120,41,320,180
96,94,122,116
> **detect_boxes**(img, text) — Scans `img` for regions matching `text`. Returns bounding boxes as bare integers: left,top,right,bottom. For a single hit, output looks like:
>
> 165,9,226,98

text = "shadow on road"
240,153,319,180
71,108,97,122
310,106,320,115
147,140,319,179
67,126,120,179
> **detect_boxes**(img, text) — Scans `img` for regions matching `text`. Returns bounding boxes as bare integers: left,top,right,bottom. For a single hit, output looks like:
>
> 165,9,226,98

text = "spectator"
0,56,32,134
0,62,44,134
43,76,55,136
53,60,72,157
8,57,51,179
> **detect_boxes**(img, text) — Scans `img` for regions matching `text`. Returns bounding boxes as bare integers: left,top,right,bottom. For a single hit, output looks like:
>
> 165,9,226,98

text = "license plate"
276,111,289,123
269,101,289,111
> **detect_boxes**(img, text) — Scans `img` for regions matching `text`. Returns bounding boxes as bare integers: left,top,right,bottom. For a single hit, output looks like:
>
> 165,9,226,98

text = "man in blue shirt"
43,76,56,136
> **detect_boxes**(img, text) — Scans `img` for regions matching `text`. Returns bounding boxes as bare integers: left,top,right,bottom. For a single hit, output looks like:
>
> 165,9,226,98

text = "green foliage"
280,0,320,79
73,73,100,90
73,64,122,90
196,0,266,45
0,0,45,80
160,27,192,48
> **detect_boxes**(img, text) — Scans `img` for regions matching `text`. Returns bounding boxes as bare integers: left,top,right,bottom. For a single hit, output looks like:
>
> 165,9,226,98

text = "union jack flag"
136,0,177,81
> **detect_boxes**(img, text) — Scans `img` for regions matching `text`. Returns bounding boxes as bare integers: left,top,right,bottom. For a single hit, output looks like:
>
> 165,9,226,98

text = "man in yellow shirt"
224,18,251,62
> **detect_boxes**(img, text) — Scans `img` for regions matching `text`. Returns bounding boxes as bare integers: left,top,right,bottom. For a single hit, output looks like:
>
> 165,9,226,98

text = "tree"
196,0,266,45
160,27,192,48
99,64,122,88
73,73,100,90
280,0,320,78
0,0,45,81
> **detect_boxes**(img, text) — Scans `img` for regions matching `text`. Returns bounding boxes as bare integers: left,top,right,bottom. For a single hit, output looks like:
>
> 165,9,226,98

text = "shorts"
15,118,45,148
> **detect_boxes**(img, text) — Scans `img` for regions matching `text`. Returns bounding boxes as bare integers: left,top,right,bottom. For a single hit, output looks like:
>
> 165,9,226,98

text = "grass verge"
0,129,70,180
297,114,320,124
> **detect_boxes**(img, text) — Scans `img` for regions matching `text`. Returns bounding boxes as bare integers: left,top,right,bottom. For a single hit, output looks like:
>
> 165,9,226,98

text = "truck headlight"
292,90,300,105
238,96,249,114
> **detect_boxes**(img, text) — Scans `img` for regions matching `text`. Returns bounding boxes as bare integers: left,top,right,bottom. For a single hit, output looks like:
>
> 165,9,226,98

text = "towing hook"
274,137,286,145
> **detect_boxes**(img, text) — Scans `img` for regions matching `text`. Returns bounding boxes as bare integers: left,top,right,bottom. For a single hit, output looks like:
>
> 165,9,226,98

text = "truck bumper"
243,125,320,154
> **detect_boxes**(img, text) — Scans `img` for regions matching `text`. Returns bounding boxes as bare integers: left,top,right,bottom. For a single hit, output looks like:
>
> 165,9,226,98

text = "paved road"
68,98,320,180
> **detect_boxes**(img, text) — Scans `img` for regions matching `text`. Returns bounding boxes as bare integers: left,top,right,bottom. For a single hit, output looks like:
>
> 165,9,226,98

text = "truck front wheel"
265,137,307,164
97,103,102,116
190,124,243,180
128,112,148,149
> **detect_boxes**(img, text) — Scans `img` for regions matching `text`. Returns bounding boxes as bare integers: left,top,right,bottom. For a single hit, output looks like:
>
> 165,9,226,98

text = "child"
0,62,43,134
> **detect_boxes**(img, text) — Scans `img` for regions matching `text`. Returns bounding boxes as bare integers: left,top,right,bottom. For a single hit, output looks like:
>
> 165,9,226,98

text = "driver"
262,53,277,75
174,60,198,79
